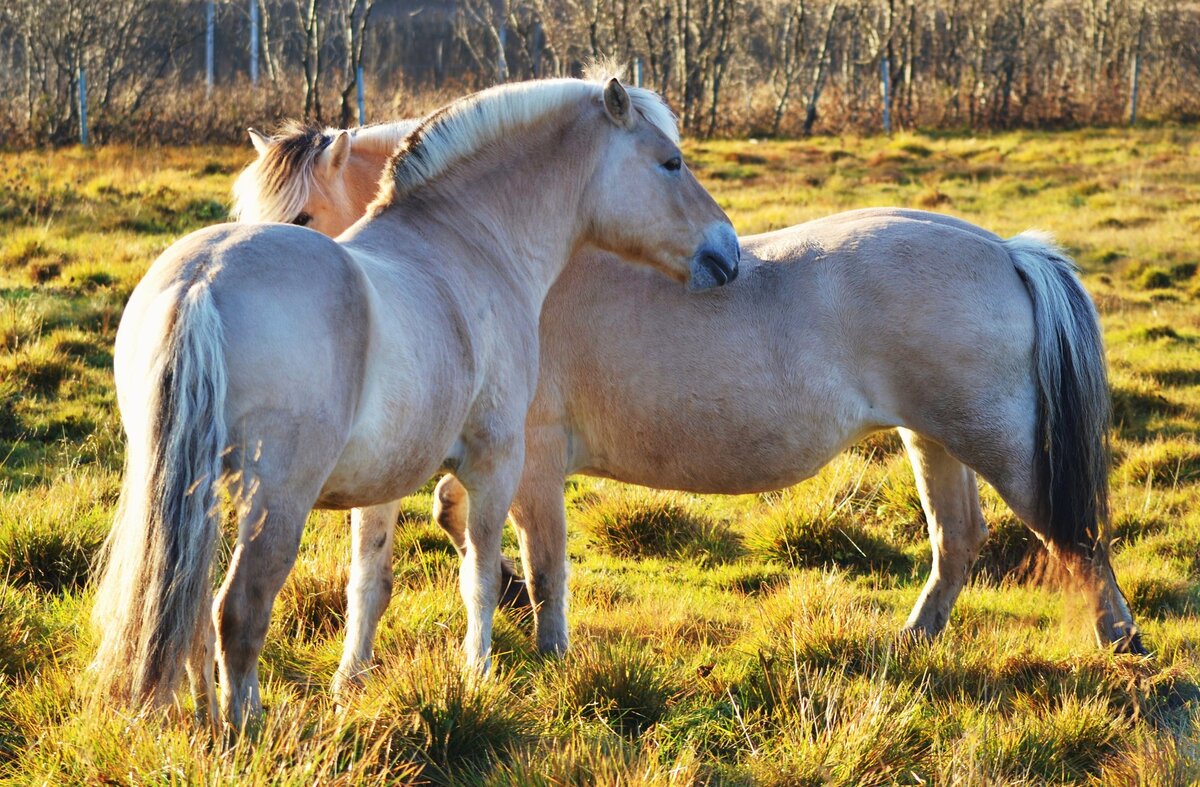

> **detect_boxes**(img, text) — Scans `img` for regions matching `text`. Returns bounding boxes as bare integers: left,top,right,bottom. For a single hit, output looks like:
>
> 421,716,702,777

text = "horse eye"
662,156,682,172
292,212,313,227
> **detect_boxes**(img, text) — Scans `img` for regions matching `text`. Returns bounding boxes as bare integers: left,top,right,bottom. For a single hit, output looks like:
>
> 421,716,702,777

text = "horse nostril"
702,252,737,285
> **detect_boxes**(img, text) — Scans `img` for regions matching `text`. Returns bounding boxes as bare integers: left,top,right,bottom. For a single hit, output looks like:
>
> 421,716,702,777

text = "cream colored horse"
235,120,1145,695
91,76,739,730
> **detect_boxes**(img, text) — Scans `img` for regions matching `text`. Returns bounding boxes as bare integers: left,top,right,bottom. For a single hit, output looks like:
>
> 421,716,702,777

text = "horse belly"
575,400,869,495
316,393,464,509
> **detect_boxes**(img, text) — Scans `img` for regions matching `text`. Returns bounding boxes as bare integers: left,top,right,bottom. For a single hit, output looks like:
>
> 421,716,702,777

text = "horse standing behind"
234,118,1144,699
90,76,739,729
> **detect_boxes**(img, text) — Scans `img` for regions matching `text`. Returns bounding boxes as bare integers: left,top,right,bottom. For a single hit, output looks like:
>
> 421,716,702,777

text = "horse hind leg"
213,491,310,730
185,589,217,728
992,472,1142,653
898,428,989,640
333,500,401,701
948,418,1144,654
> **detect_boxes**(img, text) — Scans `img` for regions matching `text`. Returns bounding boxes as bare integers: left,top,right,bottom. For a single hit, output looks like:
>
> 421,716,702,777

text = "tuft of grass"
487,734,703,785
1135,266,1173,290
577,488,740,564
1116,437,1200,488
536,639,677,738
0,380,23,441
973,514,1041,584
1118,557,1197,619
747,504,910,575
0,519,105,595
747,666,934,786
972,695,1126,781
273,560,349,643
1,344,75,397
366,648,533,782
0,586,52,678
1110,374,1180,439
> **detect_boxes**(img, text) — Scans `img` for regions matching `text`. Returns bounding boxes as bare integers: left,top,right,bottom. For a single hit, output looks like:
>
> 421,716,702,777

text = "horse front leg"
508,433,571,655
457,438,525,672
333,500,402,701
433,474,529,608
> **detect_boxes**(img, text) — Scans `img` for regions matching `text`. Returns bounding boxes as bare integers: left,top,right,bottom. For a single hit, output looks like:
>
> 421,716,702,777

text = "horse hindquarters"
931,235,1141,652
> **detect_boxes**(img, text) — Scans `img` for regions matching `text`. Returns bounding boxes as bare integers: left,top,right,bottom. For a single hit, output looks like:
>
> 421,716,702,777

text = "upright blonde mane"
370,76,678,212
232,120,419,224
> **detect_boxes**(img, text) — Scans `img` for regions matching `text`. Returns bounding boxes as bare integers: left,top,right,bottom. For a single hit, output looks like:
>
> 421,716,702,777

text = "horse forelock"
232,121,333,224
368,76,679,214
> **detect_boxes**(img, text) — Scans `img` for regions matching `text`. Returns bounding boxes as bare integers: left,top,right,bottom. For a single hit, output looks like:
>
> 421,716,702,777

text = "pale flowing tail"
1005,232,1111,563
91,282,227,706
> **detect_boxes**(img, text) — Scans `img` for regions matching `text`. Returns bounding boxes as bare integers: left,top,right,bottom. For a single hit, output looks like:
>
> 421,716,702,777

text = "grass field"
2,126,1200,783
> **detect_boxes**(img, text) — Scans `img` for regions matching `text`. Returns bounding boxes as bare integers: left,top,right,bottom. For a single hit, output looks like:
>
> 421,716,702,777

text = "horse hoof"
1116,631,1149,657
896,626,934,651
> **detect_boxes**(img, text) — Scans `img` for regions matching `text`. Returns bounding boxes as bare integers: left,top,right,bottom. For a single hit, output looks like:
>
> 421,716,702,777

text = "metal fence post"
206,0,215,97
357,65,366,126
880,56,892,134
250,0,260,86
78,67,88,146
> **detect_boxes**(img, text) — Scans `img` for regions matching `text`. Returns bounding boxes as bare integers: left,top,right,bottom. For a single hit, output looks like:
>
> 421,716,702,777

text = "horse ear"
602,78,634,129
248,128,272,156
322,130,352,173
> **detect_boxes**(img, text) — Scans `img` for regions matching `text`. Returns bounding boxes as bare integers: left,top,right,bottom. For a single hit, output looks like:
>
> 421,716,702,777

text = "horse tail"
91,280,227,706
1004,231,1111,565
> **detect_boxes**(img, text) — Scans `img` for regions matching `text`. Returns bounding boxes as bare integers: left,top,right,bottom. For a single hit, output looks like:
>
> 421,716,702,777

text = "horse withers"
91,76,739,730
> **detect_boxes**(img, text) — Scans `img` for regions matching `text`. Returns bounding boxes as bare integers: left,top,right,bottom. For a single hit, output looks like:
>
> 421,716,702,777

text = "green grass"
2,127,1200,782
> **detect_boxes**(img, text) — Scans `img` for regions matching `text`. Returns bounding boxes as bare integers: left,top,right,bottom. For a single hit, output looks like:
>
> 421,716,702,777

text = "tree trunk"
802,0,840,136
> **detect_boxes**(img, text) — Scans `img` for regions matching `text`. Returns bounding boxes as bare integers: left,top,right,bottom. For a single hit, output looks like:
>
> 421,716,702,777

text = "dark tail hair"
1006,232,1111,562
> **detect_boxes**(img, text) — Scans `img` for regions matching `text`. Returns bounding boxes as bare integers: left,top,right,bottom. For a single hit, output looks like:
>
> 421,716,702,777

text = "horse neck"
352,116,599,310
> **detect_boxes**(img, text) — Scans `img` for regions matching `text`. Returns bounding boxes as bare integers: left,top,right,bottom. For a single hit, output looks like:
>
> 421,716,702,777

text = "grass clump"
971,696,1126,782
1134,266,1173,290
747,504,910,575
1110,374,1180,439
0,519,105,595
1116,436,1200,488
273,560,348,642
0,380,23,440
0,586,53,677
973,514,1040,584
749,669,933,786
537,639,677,738
577,488,739,563
1,344,75,397
367,648,532,782
488,734,702,785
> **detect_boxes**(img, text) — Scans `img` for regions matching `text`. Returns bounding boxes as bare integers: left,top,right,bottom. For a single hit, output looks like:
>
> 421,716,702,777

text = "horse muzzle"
688,224,740,291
